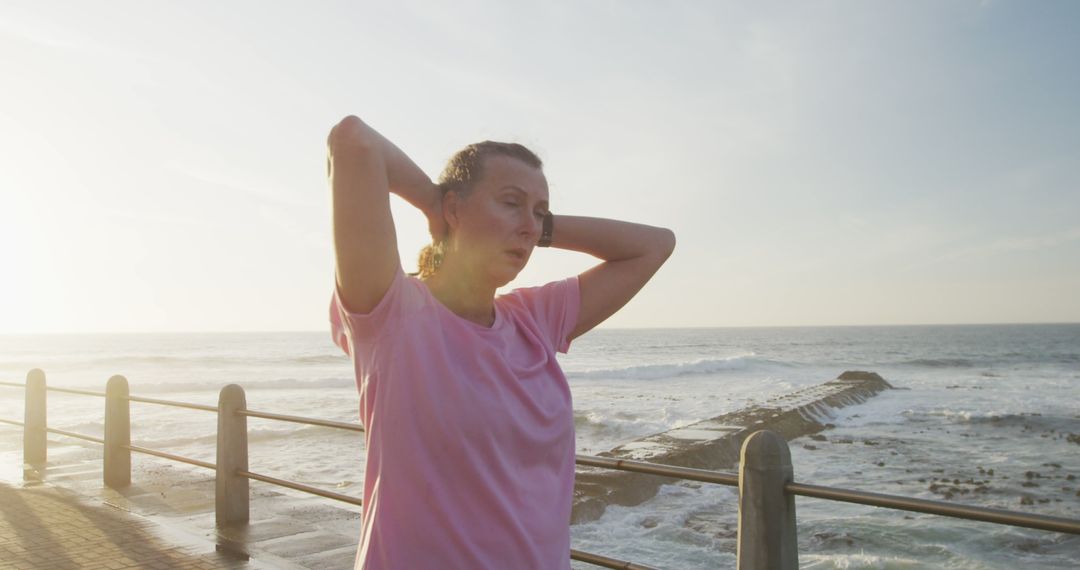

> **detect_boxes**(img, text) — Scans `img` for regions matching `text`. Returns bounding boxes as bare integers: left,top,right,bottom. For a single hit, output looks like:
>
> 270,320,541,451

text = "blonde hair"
415,141,543,279
415,236,447,280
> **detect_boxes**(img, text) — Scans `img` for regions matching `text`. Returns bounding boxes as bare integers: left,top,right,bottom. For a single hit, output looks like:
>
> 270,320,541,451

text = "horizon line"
2,320,1079,336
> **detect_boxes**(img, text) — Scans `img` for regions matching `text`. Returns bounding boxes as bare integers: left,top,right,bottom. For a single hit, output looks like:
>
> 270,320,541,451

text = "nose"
519,210,541,241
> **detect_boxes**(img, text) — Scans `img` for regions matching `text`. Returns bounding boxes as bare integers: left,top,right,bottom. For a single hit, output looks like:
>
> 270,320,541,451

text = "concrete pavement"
0,481,249,570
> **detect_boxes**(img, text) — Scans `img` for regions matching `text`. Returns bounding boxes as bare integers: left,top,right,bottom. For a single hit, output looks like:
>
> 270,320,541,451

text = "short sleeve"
506,276,581,354
329,267,410,356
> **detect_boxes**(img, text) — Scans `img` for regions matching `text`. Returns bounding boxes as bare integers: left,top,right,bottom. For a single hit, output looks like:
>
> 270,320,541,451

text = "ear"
443,190,463,231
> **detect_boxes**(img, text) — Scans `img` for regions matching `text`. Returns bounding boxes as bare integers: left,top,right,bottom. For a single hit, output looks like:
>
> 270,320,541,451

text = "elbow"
650,227,676,261
328,115,378,154
639,225,673,263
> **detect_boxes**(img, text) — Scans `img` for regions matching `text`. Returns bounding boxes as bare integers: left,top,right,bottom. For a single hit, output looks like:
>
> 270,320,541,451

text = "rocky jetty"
571,370,894,524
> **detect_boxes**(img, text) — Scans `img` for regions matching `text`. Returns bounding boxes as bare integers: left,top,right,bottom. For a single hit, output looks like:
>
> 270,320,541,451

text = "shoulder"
399,272,435,308
502,275,580,303
497,276,582,353
331,270,436,349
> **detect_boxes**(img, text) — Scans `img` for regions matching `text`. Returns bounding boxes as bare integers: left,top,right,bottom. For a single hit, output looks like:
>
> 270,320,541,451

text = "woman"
327,115,675,569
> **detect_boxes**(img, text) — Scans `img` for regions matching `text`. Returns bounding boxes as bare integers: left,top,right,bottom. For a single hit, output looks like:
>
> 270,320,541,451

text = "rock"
571,370,894,524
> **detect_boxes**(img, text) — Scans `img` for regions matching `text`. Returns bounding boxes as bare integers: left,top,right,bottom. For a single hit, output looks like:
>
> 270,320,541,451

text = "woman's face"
447,155,549,288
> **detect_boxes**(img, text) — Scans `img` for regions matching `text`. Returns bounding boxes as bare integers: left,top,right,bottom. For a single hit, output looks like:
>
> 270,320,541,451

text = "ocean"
1,324,1078,568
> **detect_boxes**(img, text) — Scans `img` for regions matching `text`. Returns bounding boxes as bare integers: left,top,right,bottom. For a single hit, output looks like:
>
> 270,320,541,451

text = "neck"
422,260,498,327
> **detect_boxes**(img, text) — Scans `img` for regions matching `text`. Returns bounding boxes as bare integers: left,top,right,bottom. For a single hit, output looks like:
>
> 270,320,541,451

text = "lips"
505,248,528,262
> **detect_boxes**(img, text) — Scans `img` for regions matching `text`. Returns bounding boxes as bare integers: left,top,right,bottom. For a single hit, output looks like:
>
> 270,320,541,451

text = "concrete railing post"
216,384,249,527
23,369,47,468
737,430,799,570
104,375,131,488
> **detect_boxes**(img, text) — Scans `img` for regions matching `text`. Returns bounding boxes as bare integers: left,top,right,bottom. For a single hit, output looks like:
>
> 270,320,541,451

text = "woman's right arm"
328,116,439,313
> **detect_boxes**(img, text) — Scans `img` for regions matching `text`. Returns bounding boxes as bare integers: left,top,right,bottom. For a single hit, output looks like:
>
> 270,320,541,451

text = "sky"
1,0,1078,333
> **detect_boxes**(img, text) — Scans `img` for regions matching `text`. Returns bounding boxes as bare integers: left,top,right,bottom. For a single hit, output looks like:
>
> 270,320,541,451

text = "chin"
492,273,518,289
489,266,523,289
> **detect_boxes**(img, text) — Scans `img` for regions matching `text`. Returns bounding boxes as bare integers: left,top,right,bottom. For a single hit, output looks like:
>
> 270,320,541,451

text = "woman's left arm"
549,215,676,341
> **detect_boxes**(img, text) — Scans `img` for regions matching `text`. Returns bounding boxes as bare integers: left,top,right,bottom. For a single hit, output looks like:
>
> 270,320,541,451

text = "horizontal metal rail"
239,409,365,432
5,408,648,569
127,444,216,470
238,469,363,507
45,427,105,445
576,454,740,487
788,481,1080,535
18,427,215,471
570,548,663,570
2,380,107,398
128,395,217,413
236,464,648,570
2,420,215,473
2,380,217,411
9,378,1080,543
48,386,107,398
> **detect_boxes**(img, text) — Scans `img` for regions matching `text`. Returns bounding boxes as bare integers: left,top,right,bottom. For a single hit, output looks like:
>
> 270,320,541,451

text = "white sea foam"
800,553,925,569
566,354,772,381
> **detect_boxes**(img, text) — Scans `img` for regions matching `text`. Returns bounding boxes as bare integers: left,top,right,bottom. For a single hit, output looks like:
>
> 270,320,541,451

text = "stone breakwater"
571,370,894,524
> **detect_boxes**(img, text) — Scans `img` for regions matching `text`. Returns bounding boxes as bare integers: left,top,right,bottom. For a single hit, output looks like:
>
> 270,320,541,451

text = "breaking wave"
896,358,975,368
567,354,786,381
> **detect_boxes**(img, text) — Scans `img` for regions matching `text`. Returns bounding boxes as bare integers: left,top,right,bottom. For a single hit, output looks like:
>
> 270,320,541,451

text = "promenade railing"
2,369,1078,570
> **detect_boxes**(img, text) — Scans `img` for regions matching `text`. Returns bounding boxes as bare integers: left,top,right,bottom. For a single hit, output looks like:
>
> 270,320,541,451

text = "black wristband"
537,211,554,247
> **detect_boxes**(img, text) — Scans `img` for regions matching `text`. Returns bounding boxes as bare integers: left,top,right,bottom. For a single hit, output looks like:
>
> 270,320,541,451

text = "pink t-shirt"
329,267,581,570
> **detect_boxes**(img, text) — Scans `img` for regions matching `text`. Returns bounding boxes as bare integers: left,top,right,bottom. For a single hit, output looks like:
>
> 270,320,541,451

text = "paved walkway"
0,481,251,570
